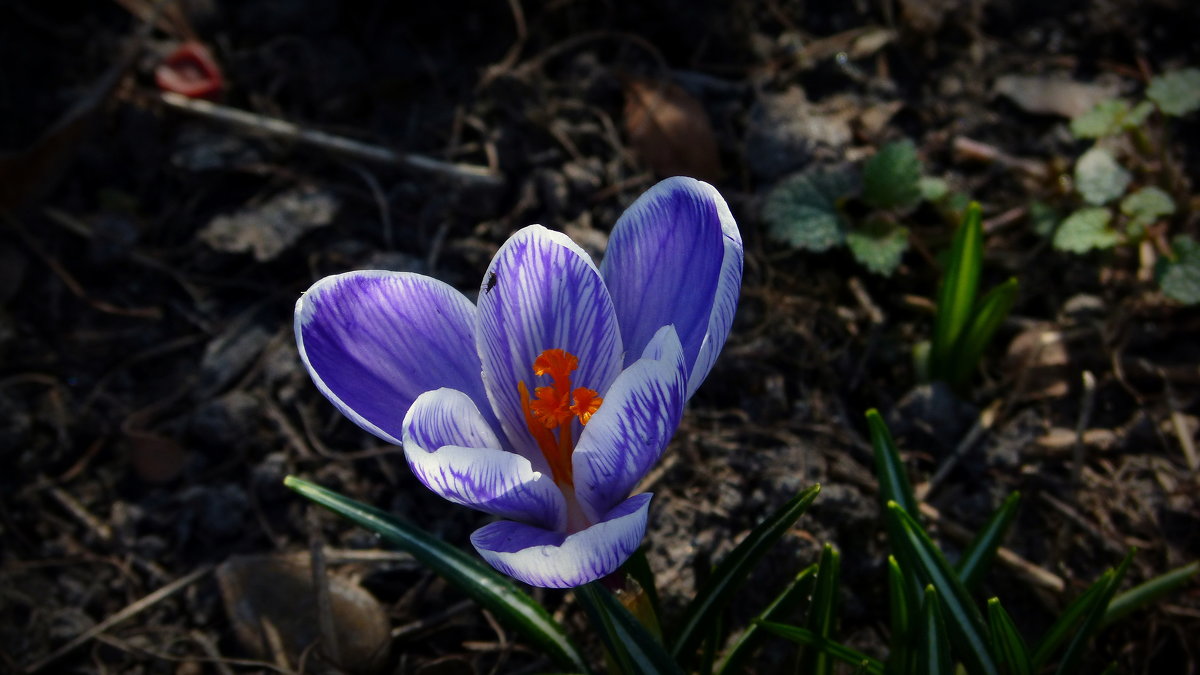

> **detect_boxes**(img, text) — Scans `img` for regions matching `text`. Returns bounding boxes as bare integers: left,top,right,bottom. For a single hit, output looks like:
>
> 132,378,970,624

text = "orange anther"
518,349,604,488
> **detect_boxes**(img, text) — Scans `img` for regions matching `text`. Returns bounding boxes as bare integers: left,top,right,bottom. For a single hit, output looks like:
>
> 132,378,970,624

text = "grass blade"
886,502,998,675
987,597,1032,675
283,476,589,673
756,622,885,675
955,491,1021,591
916,585,952,675
1031,570,1113,668
671,484,821,662
717,564,818,675
576,582,682,675
1053,549,1135,675
867,409,918,517
623,547,664,638
931,201,983,382
948,277,1018,387
801,544,841,675
1102,560,1199,627
886,555,915,675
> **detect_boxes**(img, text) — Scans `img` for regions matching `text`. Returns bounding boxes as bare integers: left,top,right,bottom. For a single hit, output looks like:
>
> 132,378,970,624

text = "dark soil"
2,0,1198,673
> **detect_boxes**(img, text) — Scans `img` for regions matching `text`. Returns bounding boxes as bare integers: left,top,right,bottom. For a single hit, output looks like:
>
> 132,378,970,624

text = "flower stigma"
517,348,602,489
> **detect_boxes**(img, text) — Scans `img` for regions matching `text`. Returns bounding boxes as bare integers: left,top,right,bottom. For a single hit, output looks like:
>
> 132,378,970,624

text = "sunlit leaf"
1053,207,1119,253
930,202,983,382
282,477,589,672
948,277,1019,388
1074,147,1131,206
1147,68,1200,117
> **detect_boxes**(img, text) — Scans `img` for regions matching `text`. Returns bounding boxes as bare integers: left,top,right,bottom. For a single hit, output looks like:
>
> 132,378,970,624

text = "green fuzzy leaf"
847,218,910,276
864,139,924,210
919,176,949,202
1028,201,1059,237
671,484,821,664
1157,235,1200,304
1147,68,1200,117
1069,99,1154,139
576,582,683,675
1074,147,1131,206
1120,186,1175,235
282,477,588,672
755,622,885,674
1053,208,1119,253
764,168,856,251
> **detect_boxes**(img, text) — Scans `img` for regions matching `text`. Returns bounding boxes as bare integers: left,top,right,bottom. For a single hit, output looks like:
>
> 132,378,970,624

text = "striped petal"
471,493,652,588
403,388,566,530
476,225,623,460
573,326,687,521
295,271,491,444
601,177,741,397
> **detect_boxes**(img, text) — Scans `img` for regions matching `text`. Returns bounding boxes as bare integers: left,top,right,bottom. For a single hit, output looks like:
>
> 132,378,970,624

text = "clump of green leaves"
921,202,1019,389
1050,67,1199,303
764,139,966,276
754,411,1200,675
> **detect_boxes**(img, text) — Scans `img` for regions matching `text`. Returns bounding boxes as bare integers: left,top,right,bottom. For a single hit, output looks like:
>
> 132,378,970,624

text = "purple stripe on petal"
573,326,686,521
471,493,652,588
601,177,729,378
476,225,623,460
296,271,493,444
403,389,566,530
686,193,743,397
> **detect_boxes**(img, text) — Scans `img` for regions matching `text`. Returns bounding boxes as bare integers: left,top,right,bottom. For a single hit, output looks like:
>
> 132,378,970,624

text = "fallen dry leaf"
622,76,721,183
217,553,391,673
993,75,1119,119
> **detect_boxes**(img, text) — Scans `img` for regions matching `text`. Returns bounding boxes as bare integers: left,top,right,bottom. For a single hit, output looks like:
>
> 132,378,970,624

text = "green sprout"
1049,67,1200,304
921,202,1019,389
764,139,969,277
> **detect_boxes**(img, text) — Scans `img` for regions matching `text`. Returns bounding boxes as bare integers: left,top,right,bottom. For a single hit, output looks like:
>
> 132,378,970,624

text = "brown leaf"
217,553,391,673
622,76,721,183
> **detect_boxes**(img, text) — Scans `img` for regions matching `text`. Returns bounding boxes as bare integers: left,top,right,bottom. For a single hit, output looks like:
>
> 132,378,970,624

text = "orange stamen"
518,348,603,488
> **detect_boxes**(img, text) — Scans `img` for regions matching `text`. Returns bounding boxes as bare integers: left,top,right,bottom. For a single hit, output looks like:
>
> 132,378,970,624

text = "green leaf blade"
801,544,842,675
671,484,822,663
756,622,885,674
931,202,984,382
955,491,1022,591
282,476,589,673
916,585,952,675
576,582,682,675
947,276,1019,388
987,598,1033,675
1102,560,1199,627
866,409,918,517
717,565,818,675
1053,550,1135,675
886,502,999,675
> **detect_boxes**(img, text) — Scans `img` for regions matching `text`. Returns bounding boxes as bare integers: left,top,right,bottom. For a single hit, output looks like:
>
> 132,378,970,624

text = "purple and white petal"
572,326,686,521
471,493,652,588
476,225,623,459
403,388,566,530
601,177,729,379
296,271,492,444
684,190,743,397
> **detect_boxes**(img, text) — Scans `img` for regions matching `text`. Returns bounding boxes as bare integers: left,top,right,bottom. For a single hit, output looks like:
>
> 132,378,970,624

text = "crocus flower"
294,177,742,588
